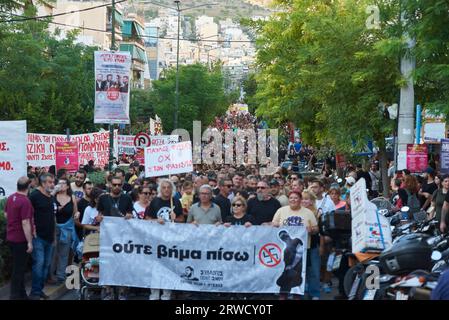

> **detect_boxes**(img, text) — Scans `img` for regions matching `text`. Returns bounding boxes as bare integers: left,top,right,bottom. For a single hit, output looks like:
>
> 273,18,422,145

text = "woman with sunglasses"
133,186,152,219
223,196,254,227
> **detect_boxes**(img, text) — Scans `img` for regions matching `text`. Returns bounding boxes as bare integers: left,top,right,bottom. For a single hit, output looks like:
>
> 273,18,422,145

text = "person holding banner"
144,179,184,300
272,190,319,300
187,185,222,226
132,186,151,219
96,176,133,300
223,196,254,227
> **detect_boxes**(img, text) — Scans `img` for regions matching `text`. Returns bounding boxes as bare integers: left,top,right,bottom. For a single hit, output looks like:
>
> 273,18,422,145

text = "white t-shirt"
133,202,147,219
71,182,84,200
81,206,99,225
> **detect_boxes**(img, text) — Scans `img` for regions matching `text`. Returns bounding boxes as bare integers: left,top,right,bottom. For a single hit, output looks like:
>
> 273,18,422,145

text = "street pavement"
59,279,340,300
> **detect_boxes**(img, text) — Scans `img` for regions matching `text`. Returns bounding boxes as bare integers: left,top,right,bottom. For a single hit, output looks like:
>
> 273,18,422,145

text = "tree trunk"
379,144,389,197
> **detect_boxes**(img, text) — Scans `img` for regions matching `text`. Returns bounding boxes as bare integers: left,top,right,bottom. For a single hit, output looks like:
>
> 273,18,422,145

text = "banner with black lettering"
99,217,308,294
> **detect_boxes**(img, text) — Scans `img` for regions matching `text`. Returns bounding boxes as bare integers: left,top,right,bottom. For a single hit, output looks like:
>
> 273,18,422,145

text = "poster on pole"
100,217,308,294
144,141,193,177
406,144,428,173
55,141,79,174
117,135,136,156
94,51,132,124
0,121,27,198
441,139,449,174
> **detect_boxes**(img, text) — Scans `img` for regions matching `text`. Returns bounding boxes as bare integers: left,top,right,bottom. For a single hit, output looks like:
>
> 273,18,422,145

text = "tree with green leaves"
252,0,405,195
151,63,237,134
0,4,99,134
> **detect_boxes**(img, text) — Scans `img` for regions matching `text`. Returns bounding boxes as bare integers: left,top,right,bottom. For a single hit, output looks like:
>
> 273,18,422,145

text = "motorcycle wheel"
343,264,365,298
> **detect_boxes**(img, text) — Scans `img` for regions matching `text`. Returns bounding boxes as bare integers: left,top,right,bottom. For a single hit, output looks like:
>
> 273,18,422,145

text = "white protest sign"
144,141,193,177
0,121,27,198
100,217,308,294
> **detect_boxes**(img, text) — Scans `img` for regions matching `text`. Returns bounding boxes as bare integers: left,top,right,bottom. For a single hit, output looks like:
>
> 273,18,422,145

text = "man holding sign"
144,179,184,300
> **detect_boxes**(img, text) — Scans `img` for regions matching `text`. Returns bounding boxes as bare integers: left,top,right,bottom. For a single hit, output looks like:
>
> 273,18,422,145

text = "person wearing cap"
270,179,289,207
419,167,438,210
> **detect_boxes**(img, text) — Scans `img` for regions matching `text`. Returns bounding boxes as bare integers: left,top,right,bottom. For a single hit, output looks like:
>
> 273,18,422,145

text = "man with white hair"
144,179,184,301
187,185,222,225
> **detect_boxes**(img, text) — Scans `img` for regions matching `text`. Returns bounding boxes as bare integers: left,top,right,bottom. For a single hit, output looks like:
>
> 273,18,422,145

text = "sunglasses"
257,186,267,189
232,203,243,207
112,183,122,187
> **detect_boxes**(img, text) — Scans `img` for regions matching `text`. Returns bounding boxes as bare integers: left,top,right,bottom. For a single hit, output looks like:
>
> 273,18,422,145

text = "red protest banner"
56,141,79,174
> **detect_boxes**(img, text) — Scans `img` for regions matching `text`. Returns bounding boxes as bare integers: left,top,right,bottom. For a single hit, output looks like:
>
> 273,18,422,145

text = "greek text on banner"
99,217,308,294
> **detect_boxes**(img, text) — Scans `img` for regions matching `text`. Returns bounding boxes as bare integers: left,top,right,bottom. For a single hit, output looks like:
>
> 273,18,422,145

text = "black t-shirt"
77,198,90,222
29,189,57,243
144,197,183,221
421,182,438,206
212,194,231,220
76,198,90,239
224,214,255,226
97,194,133,217
247,197,281,225
56,196,74,224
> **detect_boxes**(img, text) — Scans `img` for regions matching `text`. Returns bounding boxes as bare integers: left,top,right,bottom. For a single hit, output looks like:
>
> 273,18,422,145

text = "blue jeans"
306,247,321,299
31,237,54,296
50,228,72,281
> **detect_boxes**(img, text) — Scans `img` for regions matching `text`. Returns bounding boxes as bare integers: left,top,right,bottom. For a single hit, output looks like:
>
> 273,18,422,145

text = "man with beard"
70,170,87,201
247,180,281,225
96,177,133,300
74,181,93,240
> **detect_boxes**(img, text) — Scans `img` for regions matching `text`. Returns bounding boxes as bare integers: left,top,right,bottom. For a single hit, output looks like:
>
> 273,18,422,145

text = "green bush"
0,198,12,285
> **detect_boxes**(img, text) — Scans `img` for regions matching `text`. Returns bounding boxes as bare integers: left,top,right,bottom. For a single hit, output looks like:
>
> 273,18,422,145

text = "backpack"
405,189,421,213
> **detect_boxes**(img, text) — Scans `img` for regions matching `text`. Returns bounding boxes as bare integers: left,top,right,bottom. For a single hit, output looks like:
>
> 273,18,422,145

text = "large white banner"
144,141,193,177
94,51,131,124
0,121,27,198
27,131,118,168
100,217,308,294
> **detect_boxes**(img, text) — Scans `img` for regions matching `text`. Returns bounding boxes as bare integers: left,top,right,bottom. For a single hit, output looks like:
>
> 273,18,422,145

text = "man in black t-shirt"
97,177,133,218
212,178,232,220
75,181,93,240
96,176,133,300
247,180,281,225
29,173,57,300
419,168,438,209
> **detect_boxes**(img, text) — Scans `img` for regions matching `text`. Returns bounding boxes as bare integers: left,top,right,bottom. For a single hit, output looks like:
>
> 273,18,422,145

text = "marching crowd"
4,110,449,300
5,152,449,300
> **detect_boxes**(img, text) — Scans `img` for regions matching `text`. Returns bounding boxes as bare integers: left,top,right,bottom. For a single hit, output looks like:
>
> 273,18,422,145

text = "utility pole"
174,0,180,130
139,1,218,130
109,0,116,172
396,0,415,171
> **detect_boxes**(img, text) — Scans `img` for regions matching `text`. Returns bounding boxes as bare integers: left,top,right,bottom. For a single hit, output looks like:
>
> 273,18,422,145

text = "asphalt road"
59,279,340,300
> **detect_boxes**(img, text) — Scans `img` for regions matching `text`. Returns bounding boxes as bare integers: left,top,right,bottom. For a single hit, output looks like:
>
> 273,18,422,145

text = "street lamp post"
139,1,218,130
174,0,180,130
109,0,117,171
